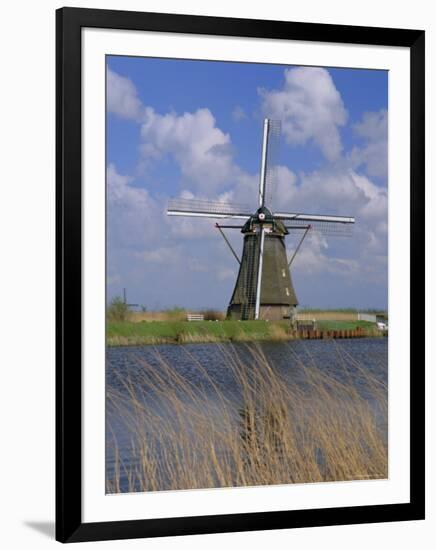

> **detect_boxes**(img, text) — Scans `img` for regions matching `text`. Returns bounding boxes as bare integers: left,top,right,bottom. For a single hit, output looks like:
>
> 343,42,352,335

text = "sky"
106,56,388,311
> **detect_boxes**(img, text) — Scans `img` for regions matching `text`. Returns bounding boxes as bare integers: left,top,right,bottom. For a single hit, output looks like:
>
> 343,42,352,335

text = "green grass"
299,308,387,314
316,320,376,331
107,320,291,346
299,307,358,313
106,319,382,346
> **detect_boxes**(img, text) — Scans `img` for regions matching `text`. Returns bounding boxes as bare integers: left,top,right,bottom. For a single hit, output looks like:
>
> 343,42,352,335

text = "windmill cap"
256,206,273,221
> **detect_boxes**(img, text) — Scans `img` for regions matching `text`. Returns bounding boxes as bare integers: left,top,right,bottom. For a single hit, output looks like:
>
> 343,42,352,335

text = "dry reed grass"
129,311,187,322
106,343,387,493
129,308,225,323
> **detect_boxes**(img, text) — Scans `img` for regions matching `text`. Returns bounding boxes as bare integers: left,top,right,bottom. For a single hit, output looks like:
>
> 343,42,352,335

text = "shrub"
164,307,187,321
107,296,129,322
203,309,225,321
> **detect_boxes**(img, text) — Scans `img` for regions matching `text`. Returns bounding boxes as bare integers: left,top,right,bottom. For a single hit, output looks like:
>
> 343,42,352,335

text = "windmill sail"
239,233,259,320
252,119,282,318
284,221,353,236
167,198,252,219
254,227,266,319
263,119,281,210
275,212,355,223
258,119,281,209
277,212,355,236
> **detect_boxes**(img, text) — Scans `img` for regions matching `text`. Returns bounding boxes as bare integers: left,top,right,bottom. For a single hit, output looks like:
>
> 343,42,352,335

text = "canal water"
106,338,387,492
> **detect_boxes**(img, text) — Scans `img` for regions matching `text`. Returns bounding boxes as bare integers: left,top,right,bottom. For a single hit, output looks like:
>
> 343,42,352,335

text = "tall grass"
106,343,387,493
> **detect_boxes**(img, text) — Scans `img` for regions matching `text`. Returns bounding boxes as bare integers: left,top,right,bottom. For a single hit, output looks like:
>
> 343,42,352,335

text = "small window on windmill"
282,268,286,278
285,287,290,296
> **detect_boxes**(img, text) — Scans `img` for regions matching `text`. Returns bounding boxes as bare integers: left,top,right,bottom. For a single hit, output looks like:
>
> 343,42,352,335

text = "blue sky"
106,56,388,310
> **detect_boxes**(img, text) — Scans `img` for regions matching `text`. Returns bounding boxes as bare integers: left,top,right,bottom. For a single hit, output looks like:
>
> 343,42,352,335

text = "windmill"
122,288,138,310
167,119,355,321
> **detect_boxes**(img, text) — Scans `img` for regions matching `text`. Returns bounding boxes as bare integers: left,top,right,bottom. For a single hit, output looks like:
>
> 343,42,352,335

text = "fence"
357,313,377,323
297,311,358,321
296,311,380,323
187,313,205,321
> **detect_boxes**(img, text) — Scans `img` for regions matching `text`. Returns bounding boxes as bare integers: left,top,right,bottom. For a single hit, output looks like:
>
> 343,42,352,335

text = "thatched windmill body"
167,119,354,321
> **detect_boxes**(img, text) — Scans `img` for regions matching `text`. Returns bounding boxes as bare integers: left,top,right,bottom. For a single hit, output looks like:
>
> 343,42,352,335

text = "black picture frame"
56,7,425,543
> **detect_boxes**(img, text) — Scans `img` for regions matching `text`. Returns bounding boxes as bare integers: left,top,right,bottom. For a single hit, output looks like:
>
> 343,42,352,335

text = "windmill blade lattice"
263,119,281,210
284,219,354,237
239,232,259,320
167,198,252,219
276,211,355,237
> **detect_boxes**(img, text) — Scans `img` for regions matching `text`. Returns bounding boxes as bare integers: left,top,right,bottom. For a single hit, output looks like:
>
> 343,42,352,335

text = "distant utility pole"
123,288,138,309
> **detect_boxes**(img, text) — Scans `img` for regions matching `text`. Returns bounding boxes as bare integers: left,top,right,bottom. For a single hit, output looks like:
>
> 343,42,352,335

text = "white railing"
187,313,205,321
294,314,316,322
357,313,377,323
294,314,316,329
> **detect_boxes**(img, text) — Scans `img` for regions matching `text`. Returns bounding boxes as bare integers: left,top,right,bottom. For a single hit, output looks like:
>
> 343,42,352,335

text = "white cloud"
272,166,298,211
139,246,211,272
274,165,387,284
278,168,387,228
354,109,387,142
107,68,143,121
260,67,347,161
107,273,121,286
107,69,241,192
107,163,161,250
232,105,247,122
216,172,259,207
290,231,359,277
140,246,181,264
217,267,237,281
350,109,388,179
168,216,217,240
180,189,195,200
351,172,388,227
140,107,236,191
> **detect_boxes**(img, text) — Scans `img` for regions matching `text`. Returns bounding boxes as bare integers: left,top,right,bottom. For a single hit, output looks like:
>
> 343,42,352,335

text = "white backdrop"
0,0,433,548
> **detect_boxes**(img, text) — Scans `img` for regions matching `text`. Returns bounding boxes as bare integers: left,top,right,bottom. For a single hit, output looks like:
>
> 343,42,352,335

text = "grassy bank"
316,320,375,331
107,320,289,346
106,344,387,493
107,319,379,346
